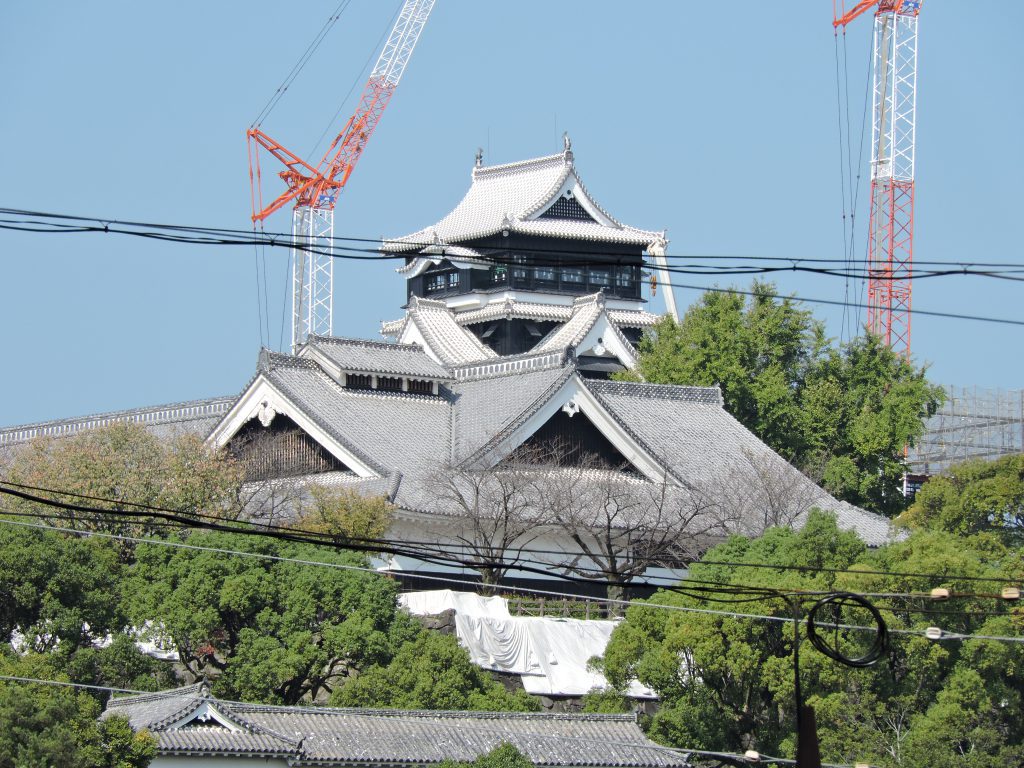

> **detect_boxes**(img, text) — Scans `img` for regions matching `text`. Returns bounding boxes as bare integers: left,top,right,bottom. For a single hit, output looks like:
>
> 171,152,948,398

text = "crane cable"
250,0,356,128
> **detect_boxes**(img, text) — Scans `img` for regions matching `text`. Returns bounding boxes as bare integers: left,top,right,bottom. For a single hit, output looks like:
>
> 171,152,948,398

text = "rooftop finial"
475,147,483,168
562,132,572,153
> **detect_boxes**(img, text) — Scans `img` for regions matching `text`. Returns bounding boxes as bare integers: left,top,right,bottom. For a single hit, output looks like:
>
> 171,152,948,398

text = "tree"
423,457,546,592
631,282,825,458
332,629,538,712
125,529,420,705
539,465,730,605
5,422,244,540
439,743,535,768
598,512,1024,765
806,334,943,516
291,485,394,543
0,656,155,768
897,454,1024,541
631,283,943,516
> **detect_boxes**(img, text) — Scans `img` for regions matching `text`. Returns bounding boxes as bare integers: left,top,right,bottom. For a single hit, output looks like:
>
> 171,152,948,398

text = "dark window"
512,254,529,280
408,379,434,395
562,267,584,284
378,376,403,392
425,273,446,293
492,266,508,284
589,268,611,287
346,373,372,390
447,272,460,288
535,265,556,283
616,266,635,288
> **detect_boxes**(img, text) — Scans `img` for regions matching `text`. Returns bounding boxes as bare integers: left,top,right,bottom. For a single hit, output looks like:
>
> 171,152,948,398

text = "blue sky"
1,1,1021,428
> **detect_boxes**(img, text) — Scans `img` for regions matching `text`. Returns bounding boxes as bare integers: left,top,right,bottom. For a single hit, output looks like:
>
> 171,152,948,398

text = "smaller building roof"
303,335,451,379
104,686,692,768
0,396,236,447
383,144,664,253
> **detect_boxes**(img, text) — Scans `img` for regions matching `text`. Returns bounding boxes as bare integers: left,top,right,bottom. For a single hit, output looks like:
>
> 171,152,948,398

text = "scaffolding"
908,385,1024,476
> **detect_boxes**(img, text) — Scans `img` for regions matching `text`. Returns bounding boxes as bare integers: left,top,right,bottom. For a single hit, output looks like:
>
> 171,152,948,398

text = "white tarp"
399,589,511,618
400,590,655,699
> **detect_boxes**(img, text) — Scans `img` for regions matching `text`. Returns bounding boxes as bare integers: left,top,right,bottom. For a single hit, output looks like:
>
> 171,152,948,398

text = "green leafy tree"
125,529,420,704
631,282,826,456
898,454,1024,540
439,743,535,768
631,283,942,516
0,520,170,694
0,656,155,768
599,512,1024,765
332,629,539,712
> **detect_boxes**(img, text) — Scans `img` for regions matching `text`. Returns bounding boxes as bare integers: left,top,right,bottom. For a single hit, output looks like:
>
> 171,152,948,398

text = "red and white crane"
834,0,922,358
248,0,435,352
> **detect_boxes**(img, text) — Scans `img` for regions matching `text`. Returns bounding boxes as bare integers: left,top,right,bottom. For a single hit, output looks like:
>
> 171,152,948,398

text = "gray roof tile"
305,336,450,379
0,397,235,447
105,688,689,767
262,354,450,476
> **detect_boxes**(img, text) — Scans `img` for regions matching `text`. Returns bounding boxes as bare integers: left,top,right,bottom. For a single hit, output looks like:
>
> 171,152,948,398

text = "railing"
507,596,622,620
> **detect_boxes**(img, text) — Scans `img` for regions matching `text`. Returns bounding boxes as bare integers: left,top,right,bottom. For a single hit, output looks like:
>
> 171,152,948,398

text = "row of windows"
344,374,434,395
425,271,460,294
498,263,637,288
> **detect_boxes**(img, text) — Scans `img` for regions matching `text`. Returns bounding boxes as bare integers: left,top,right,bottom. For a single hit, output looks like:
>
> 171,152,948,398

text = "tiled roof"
383,149,663,253
104,687,690,768
451,364,573,466
404,297,498,366
261,352,450,476
448,300,659,330
396,246,490,277
305,335,450,379
0,396,235,447
583,380,894,546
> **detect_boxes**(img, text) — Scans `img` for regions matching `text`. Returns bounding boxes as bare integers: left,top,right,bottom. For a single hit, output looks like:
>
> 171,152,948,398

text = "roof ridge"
452,349,569,381
106,683,206,710
308,335,429,354
586,379,723,406
225,701,636,722
472,151,567,179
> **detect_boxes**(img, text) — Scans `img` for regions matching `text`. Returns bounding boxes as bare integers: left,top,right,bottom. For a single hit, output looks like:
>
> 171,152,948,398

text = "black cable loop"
806,591,888,667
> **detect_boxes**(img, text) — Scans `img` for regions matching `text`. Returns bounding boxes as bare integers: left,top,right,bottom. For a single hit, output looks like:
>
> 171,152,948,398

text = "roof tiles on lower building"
104,687,691,768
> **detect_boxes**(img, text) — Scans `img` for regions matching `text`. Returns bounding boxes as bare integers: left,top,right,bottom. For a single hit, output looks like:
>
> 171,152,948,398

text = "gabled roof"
204,344,894,546
261,353,450,475
104,686,690,767
383,144,664,252
381,293,643,373
302,335,451,379
393,296,498,366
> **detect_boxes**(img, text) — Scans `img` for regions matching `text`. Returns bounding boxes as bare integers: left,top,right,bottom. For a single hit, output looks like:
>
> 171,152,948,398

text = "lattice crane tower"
248,0,436,352
834,0,922,358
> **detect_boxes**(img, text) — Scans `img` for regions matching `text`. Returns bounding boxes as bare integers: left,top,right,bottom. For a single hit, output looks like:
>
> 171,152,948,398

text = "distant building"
0,144,897,591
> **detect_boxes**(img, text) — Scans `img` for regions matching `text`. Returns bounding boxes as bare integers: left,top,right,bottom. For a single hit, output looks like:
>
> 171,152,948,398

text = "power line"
3,208,1023,328
3,207,1024,269
2,514,1021,647
4,478,1022,591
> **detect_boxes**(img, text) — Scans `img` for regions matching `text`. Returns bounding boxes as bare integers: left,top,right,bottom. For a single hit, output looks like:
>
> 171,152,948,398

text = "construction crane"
834,0,922,358
248,0,436,352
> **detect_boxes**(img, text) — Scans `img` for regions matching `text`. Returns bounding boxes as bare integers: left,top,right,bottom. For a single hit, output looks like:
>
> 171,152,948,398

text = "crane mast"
248,0,436,352
835,0,921,358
